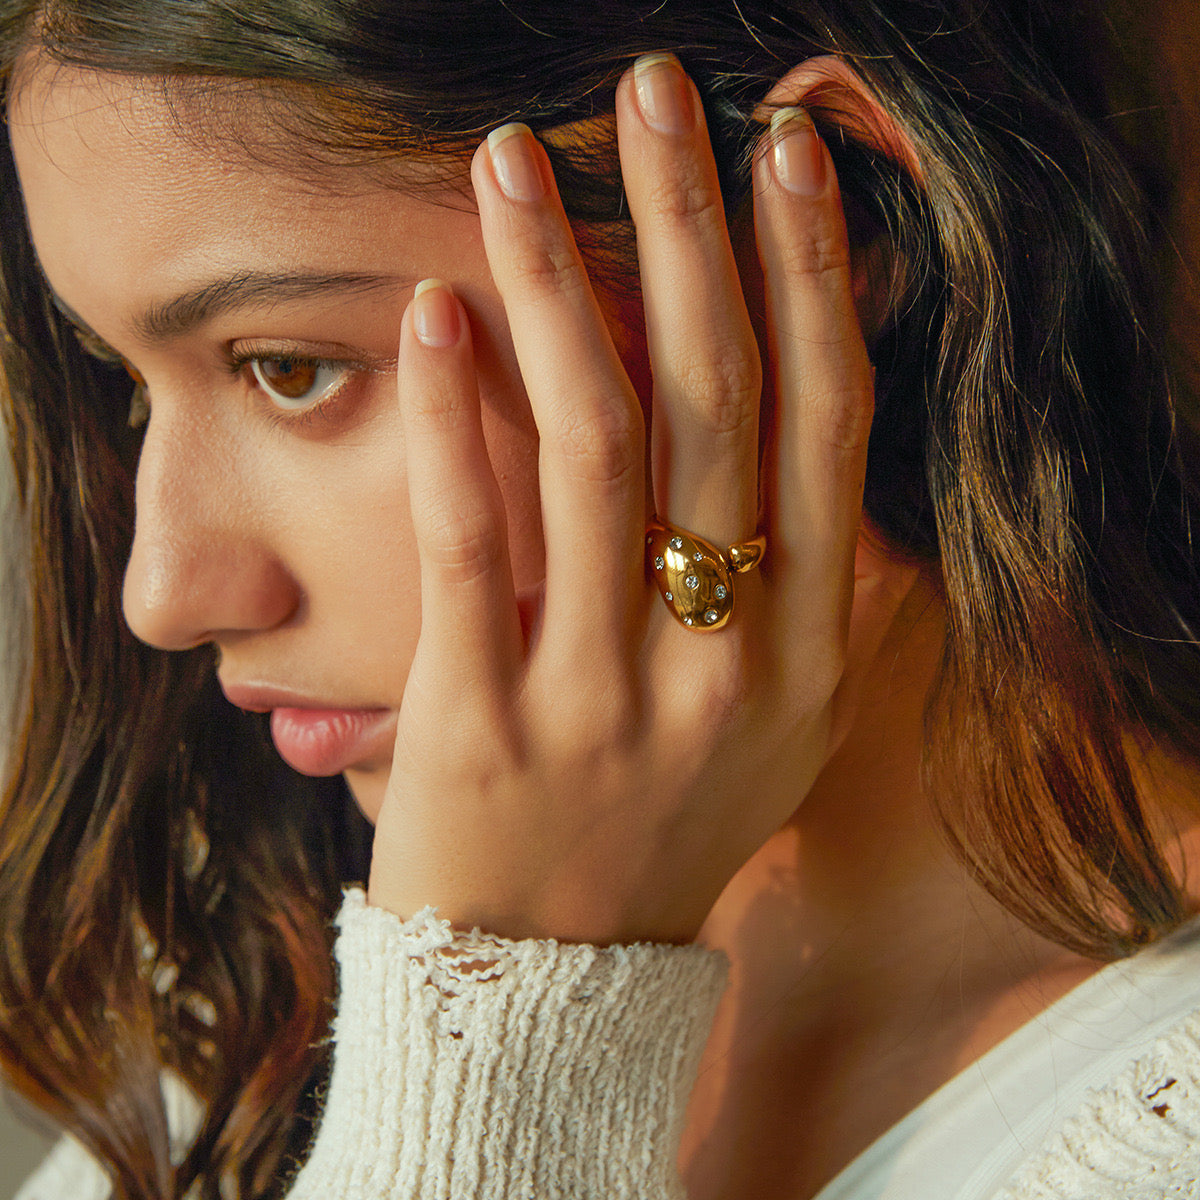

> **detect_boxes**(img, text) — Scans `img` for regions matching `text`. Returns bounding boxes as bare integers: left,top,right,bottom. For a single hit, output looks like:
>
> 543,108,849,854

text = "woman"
2,1,1200,1197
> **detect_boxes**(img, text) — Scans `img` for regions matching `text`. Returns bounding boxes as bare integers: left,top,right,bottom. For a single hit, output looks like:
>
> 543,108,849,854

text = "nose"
122,411,300,652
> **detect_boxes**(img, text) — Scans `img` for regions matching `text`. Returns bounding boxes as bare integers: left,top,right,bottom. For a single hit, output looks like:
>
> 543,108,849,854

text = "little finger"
754,110,875,633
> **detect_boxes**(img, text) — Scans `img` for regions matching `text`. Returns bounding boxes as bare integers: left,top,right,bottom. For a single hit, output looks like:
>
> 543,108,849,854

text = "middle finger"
617,54,763,549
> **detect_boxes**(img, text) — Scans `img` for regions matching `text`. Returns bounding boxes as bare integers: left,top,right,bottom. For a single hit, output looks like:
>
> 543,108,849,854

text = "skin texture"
10,62,556,816
369,70,912,948
14,51,1197,1200
11,52,906,945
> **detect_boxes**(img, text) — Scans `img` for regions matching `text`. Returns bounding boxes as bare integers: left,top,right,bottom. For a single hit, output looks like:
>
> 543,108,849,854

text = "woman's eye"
249,357,348,410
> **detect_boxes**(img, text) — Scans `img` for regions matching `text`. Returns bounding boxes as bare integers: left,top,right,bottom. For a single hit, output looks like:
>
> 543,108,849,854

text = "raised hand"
368,53,905,946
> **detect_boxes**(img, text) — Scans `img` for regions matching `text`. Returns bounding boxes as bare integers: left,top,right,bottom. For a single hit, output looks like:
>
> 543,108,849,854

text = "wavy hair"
2,1,1200,1196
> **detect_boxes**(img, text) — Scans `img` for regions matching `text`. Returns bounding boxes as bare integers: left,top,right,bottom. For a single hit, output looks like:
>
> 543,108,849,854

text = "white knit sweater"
13,889,1200,1200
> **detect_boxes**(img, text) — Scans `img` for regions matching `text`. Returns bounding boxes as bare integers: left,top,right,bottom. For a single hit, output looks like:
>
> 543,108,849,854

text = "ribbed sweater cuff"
286,888,729,1200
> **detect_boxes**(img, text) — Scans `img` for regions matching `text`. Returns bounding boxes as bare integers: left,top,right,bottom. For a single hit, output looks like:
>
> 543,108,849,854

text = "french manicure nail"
487,122,546,202
771,107,826,197
413,279,459,347
633,53,694,136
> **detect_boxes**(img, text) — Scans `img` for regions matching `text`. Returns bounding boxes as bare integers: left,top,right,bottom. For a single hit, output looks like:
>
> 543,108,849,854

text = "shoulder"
994,1005,1200,1199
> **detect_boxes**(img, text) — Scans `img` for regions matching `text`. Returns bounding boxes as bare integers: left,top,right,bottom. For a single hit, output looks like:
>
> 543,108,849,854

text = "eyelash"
229,350,356,427
70,325,366,431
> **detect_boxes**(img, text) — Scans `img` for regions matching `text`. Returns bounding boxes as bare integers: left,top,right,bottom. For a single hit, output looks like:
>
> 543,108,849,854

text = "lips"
269,707,394,776
221,683,395,777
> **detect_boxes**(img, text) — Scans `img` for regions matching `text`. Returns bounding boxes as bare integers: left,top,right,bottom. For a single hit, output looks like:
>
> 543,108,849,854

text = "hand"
368,54,906,945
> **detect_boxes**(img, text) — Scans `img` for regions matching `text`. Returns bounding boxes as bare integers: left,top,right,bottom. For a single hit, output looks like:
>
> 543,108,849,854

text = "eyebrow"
134,271,409,341
43,268,410,347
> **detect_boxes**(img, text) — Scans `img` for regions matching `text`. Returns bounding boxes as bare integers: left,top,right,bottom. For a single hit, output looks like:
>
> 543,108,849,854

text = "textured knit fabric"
12,889,1200,1199
816,914,1200,1198
283,890,729,1199
991,1010,1200,1199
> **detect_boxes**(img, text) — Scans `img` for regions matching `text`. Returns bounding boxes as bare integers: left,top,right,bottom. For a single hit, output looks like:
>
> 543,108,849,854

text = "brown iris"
254,357,320,400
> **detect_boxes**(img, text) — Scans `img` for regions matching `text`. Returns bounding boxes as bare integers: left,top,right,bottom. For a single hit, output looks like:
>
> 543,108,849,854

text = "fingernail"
770,107,826,197
413,279,459,347
487,122,546,202
633,53,695,136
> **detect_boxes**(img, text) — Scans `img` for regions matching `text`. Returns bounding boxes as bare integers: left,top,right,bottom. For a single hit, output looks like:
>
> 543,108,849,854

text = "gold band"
645,520,766,630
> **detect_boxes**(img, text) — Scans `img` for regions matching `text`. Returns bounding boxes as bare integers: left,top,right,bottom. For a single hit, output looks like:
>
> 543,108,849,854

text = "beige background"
0,1093,54,1199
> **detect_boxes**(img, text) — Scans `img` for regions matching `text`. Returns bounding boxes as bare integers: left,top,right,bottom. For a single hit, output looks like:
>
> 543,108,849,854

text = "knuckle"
674,655,752,733
643,165,725,232
408,384,475,431
581,702,642,760
418,507,505,583
711,662,754,725
674,343,762,438
507,240,589,301
553,399,641,487
804,367,875,455
782,225,852,284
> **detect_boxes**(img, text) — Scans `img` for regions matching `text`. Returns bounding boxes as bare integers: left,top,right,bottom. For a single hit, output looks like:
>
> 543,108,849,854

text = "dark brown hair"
2,1,1200,1197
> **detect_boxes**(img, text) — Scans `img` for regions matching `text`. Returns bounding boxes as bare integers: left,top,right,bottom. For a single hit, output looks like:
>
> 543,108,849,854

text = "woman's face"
10,63,640,819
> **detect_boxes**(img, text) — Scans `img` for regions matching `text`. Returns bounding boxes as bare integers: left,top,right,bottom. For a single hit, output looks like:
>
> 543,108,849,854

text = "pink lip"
221,682,395,776
269,707,394,776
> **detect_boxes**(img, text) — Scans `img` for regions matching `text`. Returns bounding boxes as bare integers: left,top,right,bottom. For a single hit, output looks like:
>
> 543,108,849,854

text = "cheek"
268,413,421,691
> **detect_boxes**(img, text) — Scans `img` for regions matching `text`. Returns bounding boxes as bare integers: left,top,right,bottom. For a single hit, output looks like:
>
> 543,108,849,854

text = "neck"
682,575,1100,1200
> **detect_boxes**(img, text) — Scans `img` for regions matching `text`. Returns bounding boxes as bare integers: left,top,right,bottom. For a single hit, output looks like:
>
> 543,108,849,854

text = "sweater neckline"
812,910,1200,1199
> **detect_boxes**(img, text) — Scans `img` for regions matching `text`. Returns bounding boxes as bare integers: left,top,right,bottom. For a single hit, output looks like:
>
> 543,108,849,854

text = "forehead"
7,57,475,324
10,59,340,228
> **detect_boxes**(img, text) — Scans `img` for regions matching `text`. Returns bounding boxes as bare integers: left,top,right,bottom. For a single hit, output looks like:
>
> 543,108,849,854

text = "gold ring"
645,519,766,630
